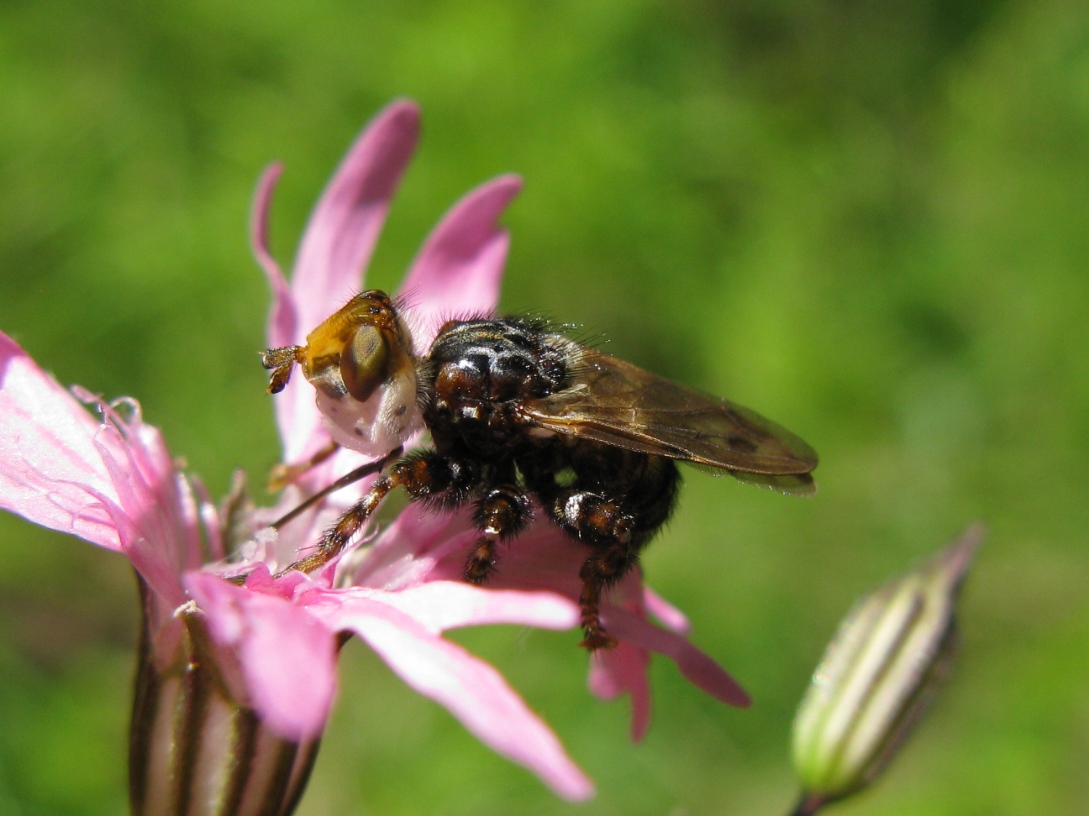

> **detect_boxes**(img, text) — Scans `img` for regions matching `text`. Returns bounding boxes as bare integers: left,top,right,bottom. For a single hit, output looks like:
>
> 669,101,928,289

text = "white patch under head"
315,363,422,457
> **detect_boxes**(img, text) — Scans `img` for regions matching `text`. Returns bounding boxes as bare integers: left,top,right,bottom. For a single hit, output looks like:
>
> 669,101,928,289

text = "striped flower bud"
790,525,982,815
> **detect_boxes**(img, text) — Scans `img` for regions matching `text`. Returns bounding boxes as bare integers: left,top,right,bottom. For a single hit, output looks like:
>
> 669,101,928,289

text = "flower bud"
790,525,982,815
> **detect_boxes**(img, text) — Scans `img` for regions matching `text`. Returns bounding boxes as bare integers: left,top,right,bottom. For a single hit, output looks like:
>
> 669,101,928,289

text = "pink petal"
291,100,421,336
398,175,522,352
250,162,296,350
64,397,202,610
643,586,691,634
352,506,478,590
307,593,594,800
88,428,184,608
0,332,122,550
379,514,747,723
326,581,578,634
589,643,652,741
253,161,312,456
602,606,751,708
185,572,339,741
264,102,420,463
415,509,590,594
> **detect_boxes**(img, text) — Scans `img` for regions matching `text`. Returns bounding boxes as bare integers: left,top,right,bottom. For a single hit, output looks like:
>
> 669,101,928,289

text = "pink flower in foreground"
0,100,748,813
0,102,592,812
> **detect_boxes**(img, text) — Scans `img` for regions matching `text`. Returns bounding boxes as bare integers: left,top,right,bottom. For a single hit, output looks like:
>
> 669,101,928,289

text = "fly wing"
520,349,818,495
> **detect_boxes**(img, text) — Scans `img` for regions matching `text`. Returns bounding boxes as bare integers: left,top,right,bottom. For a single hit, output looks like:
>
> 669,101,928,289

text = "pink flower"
0,101,594,809
0,100,748,812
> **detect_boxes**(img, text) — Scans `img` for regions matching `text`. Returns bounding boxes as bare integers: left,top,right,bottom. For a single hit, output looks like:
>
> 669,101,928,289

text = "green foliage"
2,1,1088,813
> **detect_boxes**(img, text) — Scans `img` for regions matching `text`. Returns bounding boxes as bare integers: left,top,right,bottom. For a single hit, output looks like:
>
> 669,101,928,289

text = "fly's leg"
267,440,340,492
277,450,478,576
277,472,401,575
464,487,532,584
269,446,403,531
548,490,640,651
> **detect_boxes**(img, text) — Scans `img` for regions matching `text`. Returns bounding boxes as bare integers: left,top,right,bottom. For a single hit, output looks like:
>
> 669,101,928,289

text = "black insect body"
261,290,817,650
417,317,685,648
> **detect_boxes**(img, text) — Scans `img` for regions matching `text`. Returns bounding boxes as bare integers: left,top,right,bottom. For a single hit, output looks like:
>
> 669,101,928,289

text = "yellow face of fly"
261,289,421,458
299,290,415,403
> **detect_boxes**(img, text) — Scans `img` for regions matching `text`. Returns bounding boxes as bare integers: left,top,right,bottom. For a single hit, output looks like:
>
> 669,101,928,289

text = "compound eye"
341,324,390,402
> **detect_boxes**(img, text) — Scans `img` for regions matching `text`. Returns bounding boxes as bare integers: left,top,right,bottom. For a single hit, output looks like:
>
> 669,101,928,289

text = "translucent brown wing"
520,348,818,496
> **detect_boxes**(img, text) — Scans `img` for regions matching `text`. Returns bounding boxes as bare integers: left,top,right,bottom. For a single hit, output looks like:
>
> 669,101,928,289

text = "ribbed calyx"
129,579,320,816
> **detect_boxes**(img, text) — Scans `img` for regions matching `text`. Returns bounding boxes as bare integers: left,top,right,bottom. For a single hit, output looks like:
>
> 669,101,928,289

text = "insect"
262,290,817,650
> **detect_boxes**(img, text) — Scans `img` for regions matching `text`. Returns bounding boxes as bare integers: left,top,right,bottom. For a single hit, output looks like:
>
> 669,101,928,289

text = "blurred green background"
2,1,1088,814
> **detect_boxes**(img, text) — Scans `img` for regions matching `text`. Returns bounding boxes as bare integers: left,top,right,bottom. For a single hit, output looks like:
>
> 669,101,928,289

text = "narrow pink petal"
589,644,652,741
397,175,522,352
90,413,192,569
88,425,185,607
250,162,297,350
61,391,208,611
188,474,225,563
263,103,420,462
322,581,578,634
185,572,339,741
643,587,691,634
602,606,751,708
237,561,302,598
291,100,421,336
252,161,311,453
308,594,594,800
0,333,122,550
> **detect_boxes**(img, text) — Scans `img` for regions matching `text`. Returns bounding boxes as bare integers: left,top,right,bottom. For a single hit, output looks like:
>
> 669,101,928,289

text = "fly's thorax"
300,290,421,455
421,319,572,444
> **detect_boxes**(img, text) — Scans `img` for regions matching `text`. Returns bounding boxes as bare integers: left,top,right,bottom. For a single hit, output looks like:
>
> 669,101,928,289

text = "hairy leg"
464,486,532,583
548,489,639,650
277,450,478,575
